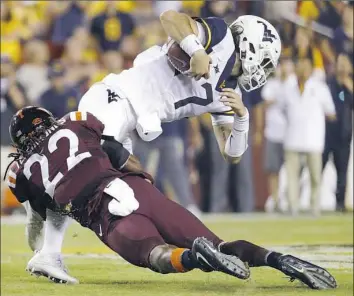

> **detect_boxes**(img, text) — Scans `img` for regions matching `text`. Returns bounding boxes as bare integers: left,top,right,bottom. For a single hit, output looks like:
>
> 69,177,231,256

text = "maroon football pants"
89,175,222,269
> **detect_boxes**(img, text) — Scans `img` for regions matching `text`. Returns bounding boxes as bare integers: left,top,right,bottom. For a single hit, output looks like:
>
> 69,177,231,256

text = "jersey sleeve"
194,17,229,54
67,111,105,139
7,162,49,220
6,162,28,203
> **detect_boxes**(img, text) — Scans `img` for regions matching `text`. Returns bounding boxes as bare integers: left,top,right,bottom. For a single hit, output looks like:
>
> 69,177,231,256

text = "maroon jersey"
7,111,123,222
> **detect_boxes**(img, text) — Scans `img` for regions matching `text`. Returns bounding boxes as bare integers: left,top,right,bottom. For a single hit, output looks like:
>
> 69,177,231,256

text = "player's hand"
190,50,211,80
219,88,247,117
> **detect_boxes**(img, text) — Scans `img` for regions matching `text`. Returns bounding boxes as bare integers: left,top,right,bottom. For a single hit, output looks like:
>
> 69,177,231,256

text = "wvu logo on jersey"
257,20,277,43
107,89,119,103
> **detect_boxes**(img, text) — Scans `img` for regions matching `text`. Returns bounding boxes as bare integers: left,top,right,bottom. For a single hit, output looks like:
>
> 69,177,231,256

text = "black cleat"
192,237,250,280
278,255,337,290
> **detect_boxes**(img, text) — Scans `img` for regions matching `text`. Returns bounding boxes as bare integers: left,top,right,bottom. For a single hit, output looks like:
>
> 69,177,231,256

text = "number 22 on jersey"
23,129,91,198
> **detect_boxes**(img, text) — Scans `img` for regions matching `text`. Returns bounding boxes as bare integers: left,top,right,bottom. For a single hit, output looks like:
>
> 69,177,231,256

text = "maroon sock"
220,240,282,268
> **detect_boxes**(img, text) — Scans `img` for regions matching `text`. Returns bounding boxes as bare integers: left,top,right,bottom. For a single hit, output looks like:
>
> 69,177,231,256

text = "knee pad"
149,245,174,274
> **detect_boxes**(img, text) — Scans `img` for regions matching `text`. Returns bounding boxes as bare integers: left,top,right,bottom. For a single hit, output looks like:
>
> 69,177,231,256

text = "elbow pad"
102,136,131,170
224,111,249,158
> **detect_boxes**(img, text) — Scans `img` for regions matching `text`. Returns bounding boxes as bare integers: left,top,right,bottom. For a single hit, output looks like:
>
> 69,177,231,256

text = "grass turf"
1,213,353,296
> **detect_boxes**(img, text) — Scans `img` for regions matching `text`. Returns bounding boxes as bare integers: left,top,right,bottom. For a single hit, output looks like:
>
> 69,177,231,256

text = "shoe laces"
53,254,68,273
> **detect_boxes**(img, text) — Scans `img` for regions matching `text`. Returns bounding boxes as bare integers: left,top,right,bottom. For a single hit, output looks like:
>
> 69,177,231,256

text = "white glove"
104,178,139,217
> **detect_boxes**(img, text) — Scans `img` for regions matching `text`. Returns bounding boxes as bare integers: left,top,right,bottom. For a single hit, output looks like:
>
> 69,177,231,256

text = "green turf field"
1,213,353,296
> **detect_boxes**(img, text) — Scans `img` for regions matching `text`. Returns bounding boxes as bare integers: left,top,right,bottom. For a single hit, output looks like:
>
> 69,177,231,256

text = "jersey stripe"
210,110,235,117
69,111,87,121
200,18,212,51
8,170,17,180
7,176,16,188
76,112,83,121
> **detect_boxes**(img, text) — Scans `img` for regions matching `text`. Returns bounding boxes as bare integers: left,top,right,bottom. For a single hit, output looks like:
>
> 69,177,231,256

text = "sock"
40,210,70,254
220,240,271,267
170,249,201,272
265,251,282,269
181,250,201,270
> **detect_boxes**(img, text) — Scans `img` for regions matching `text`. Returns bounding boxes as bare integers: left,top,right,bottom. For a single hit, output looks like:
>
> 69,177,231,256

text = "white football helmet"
229,15,281,92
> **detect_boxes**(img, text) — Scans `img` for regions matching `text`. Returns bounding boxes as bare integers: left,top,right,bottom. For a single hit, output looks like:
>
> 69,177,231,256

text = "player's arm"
211,89,249,164
6,163,48,251
74,111,144,173
101,135,144,173
6,162,50,220
160,10,211,80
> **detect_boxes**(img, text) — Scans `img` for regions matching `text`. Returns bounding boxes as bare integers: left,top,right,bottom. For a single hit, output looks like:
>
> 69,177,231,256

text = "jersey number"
23,129,91,198
174,83,213,109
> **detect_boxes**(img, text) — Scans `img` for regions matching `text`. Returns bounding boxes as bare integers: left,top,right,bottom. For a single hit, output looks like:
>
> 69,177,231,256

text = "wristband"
179,34,205,57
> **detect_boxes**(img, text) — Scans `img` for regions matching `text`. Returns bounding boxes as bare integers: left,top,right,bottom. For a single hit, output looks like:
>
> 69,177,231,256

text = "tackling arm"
101,135,144,173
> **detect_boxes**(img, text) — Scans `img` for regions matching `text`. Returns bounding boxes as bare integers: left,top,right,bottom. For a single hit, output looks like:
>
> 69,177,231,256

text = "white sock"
40,210,70,254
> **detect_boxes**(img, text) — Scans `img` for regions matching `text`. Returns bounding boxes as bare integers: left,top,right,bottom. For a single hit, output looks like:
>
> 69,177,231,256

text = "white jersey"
79,17,240,147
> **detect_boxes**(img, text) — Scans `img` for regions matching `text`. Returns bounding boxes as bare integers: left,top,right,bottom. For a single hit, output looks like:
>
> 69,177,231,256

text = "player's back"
12,112,120,209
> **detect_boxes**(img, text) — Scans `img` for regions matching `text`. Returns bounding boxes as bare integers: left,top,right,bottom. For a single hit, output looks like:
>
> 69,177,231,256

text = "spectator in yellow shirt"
298,0,320,22
1,2,25,64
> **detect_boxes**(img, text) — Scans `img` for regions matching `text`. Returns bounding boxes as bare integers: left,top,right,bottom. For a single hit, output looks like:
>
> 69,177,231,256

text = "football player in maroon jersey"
6,106,336,290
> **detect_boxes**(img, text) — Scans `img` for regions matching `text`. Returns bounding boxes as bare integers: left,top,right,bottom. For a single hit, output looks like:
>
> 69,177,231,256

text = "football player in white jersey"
23,12,281,284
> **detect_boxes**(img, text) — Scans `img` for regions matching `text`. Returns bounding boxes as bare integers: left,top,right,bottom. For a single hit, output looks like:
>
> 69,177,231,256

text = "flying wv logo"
107,89,119,103
257,21,277,43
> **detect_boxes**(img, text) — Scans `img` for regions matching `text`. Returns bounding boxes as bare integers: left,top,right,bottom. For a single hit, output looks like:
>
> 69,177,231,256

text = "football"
166,39,191,73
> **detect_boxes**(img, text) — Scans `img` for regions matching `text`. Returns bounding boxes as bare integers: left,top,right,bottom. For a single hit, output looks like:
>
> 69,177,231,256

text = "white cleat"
26,252,79,284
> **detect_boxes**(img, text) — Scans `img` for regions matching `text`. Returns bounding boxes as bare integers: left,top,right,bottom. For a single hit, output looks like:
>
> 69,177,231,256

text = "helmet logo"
17,110,24,119
234,25,244,36
257,20,277,43
32,118,43,125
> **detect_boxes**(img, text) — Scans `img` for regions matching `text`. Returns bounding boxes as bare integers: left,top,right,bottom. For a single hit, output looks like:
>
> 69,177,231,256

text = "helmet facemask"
239,53,277,92
229,15,281,92
11,115,58,158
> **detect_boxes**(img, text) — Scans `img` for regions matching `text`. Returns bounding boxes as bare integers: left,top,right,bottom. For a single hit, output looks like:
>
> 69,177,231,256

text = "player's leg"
123,175,221,248
123,176,336,289
120,176,250,279
219,239,336,289
22,201,44,251
26,209,78,284
90,195,206,275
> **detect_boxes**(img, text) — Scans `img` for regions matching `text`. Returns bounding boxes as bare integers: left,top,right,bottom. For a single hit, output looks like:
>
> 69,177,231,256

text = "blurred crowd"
1,1,353,216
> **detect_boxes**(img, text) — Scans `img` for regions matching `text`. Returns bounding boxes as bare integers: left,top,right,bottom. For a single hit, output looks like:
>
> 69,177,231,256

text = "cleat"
278,255,337,290
26,251,79,284
192,237,250,280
